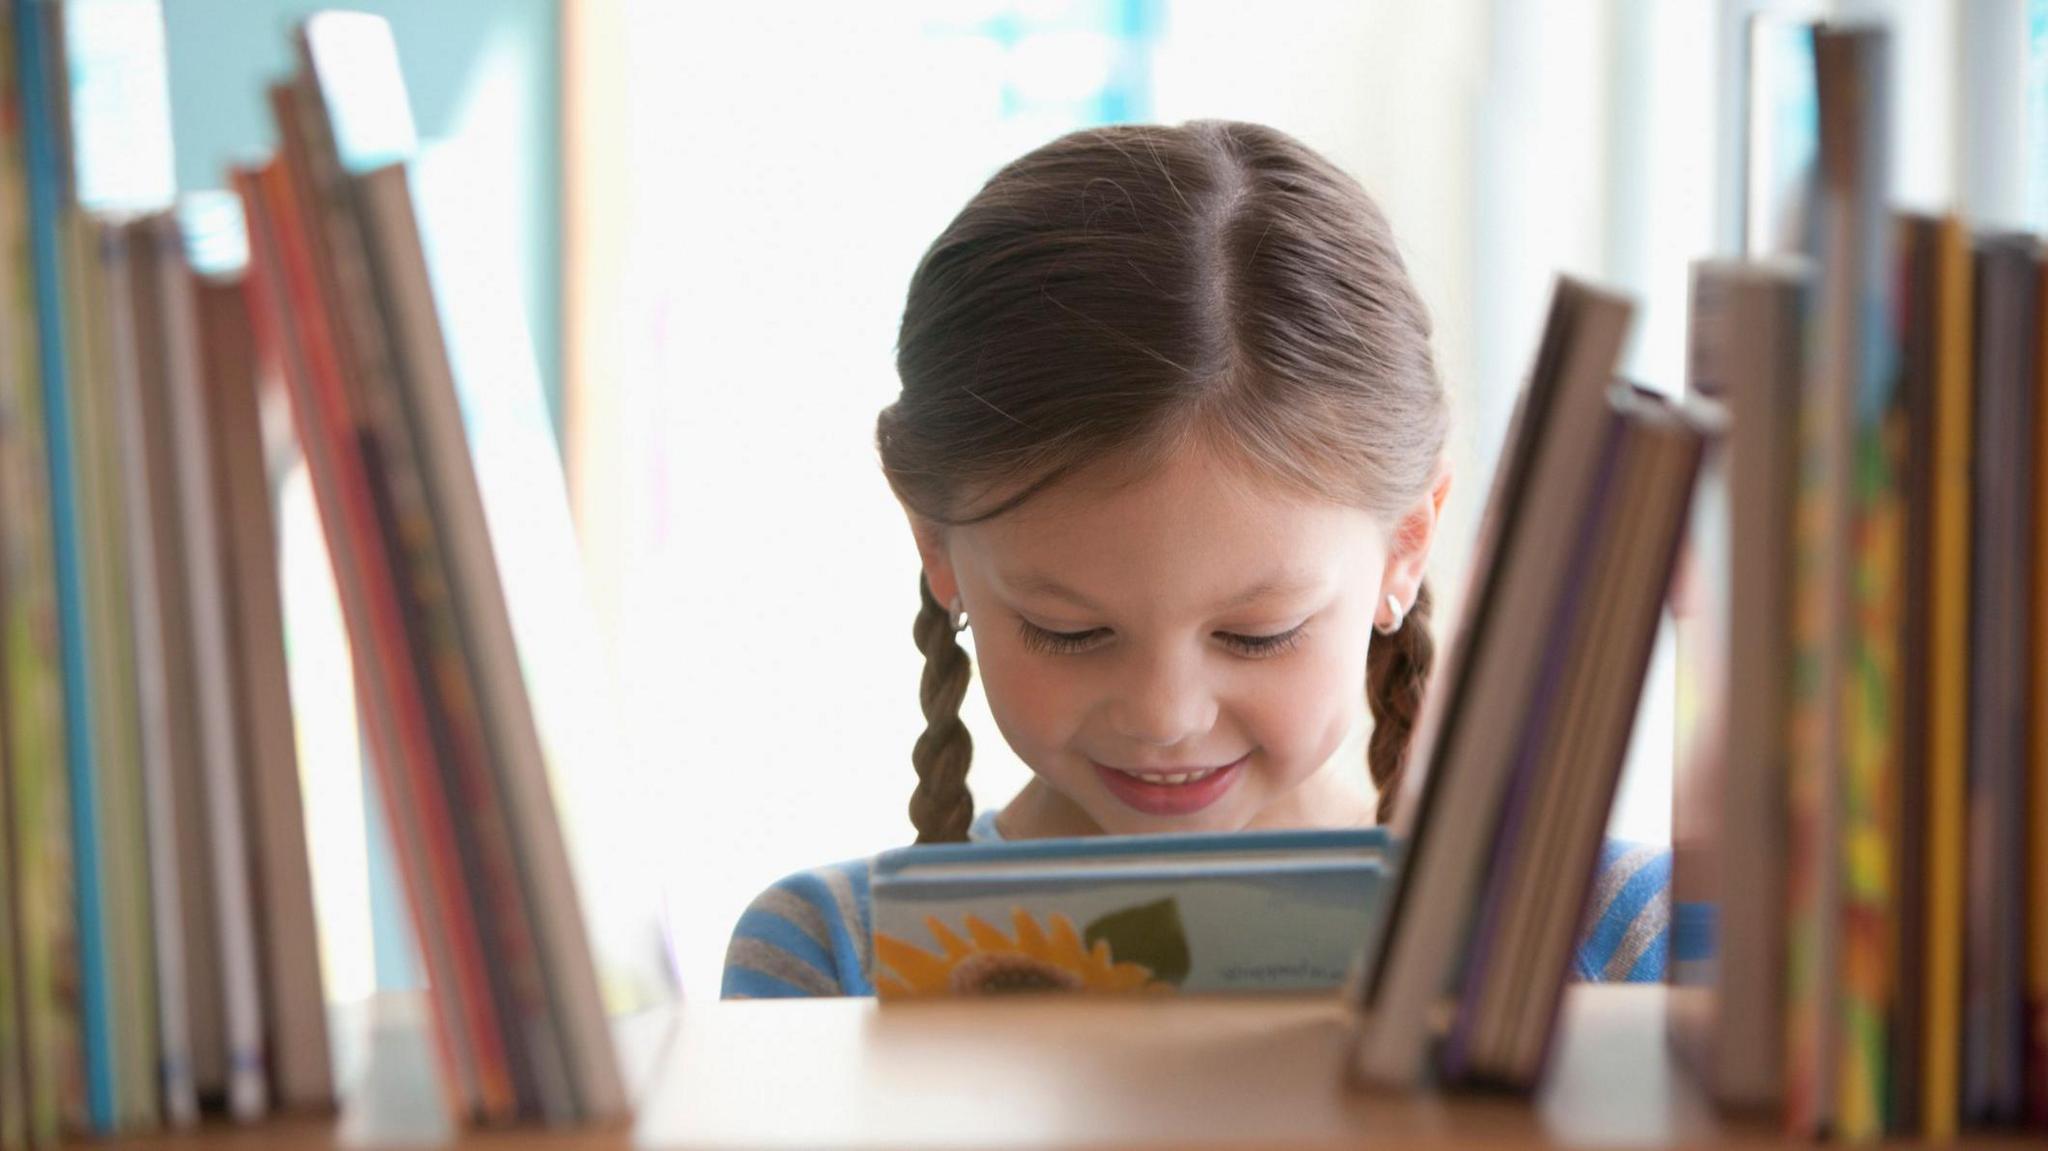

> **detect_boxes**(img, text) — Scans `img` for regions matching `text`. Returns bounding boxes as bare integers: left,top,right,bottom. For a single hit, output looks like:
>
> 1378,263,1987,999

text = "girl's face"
913,444,1442,838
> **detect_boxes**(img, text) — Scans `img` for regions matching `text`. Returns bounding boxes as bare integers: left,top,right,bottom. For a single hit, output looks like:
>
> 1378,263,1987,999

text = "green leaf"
1082,898,1190,986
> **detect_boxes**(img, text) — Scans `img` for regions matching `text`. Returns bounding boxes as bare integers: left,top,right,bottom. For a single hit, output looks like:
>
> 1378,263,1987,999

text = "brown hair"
878,121,1448,842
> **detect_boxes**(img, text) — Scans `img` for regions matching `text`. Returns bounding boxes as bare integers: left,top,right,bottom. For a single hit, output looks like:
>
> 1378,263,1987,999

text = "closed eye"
1015,620,1307,659
1015,621,1107,655
1218,625,1307,657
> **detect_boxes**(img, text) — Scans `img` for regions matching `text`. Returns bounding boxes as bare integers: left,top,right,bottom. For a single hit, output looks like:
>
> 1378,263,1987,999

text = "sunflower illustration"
874,907,1163,997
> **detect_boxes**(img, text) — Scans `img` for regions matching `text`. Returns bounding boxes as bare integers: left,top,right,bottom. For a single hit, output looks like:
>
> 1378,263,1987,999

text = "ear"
906,508,963,611
1377,460,1453,623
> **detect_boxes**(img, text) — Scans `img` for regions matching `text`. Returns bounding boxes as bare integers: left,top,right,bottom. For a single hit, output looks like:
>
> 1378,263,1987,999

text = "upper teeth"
1116,766,1220,786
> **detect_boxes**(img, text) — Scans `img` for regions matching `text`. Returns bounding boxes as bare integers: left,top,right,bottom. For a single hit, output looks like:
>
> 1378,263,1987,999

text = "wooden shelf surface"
90,986,2032,1150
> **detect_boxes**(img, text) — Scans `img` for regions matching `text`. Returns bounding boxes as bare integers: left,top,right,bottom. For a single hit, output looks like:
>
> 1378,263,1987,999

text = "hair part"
882,121,1449,843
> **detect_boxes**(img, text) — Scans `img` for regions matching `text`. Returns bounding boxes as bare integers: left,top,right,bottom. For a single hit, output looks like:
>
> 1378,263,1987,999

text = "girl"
721,121,1669,998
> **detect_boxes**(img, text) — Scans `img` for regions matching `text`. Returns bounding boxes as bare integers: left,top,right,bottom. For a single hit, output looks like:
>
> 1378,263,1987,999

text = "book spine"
152,214,270,1121
102,216,197,1129
194,269,333,1112
1822,28,1898,1143
0,2,83,1142
1921,214,1972,1143
2031,245,2048,1134
12,2,107,1131
1888,215,1935,1140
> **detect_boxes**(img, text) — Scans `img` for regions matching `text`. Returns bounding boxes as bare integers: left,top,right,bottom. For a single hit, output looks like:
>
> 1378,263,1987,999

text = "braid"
909,571,975,843
1365,581,1435,824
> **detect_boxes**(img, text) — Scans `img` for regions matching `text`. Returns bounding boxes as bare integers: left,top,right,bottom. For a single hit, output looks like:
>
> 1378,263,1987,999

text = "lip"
1090,753,1249,818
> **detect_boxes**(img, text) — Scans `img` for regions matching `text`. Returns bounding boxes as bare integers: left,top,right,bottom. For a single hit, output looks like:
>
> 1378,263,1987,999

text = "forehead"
956,448,1385,612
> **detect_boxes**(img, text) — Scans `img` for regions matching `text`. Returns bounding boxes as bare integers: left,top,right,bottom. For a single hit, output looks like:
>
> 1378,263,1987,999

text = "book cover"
872,829,1386,997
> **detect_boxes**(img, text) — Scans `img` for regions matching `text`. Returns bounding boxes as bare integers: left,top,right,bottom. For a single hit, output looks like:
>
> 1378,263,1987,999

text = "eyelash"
1014,620,1308,658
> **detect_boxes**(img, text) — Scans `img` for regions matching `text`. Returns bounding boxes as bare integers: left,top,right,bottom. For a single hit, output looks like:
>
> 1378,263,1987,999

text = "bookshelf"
81,988,2036,1150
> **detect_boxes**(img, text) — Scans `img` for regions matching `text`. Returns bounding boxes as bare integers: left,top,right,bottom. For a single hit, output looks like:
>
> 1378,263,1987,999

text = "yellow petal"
1047,914,1089,968
1011,908,1053,961
924,917,974,960
964,914,1015,953
875,932,954,991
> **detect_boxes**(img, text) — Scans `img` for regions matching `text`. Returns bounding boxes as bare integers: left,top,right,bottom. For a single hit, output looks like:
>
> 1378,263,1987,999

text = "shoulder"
721,859,876,999
1573,839,1671,983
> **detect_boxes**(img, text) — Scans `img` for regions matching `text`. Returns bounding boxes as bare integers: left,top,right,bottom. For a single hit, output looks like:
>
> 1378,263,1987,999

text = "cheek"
1247,640,1369,767
969,640,1086,752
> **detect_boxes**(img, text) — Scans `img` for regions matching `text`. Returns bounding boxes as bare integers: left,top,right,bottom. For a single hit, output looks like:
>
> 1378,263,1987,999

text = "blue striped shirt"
722,812,1671,999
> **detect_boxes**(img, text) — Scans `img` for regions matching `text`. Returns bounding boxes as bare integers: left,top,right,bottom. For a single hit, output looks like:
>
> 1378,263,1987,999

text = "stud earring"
948,595,969,633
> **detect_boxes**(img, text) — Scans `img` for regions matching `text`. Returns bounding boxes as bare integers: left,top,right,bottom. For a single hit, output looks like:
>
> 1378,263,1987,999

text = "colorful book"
1813,26,1899,1143
12,0,108,1129
871,829,1386,997
1889,214,1935,1140
0,1,84,1141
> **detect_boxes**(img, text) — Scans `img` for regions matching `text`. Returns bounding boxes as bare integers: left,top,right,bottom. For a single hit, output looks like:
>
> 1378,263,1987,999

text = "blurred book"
1666,258,1806,1114
1351,277,1710,1094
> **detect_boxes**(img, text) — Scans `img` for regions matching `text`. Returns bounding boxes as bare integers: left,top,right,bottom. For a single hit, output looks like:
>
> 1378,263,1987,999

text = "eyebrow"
1009,572,1325,614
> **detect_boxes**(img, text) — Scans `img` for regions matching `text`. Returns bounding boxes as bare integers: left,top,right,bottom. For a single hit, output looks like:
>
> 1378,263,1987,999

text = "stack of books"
231,11,624,1131
1348,277,1715,1092
0,0,328,1139
0,0,631,1139
1668,21,2048,1143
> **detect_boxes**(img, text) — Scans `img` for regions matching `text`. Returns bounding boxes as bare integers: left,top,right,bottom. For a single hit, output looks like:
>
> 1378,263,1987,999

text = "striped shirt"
722,811,1672,999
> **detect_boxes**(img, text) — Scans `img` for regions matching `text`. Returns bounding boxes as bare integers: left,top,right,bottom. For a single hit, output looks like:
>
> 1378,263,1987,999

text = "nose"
1107,646,1219,748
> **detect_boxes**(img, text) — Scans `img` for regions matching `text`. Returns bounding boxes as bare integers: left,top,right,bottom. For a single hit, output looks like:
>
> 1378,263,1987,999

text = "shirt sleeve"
721,859,875,999
1573,840,1672,983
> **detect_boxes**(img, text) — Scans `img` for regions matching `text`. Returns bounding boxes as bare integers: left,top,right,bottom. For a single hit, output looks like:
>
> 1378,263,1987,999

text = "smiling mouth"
1089,754,1248,817
1098,763,1237,787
